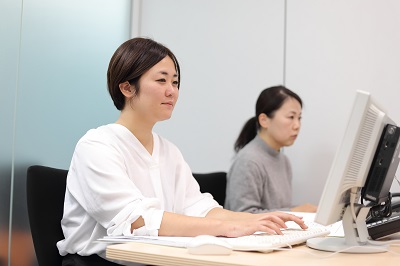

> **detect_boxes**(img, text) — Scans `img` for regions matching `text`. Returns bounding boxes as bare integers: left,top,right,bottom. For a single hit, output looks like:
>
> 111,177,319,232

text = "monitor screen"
306,90,399,253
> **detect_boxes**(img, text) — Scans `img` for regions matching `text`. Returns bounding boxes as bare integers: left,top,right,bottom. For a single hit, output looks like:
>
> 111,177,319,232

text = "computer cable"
368,194,392,222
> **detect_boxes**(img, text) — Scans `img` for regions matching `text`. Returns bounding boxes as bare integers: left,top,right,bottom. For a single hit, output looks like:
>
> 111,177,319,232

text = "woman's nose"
294,119,301,129
166,83,178,97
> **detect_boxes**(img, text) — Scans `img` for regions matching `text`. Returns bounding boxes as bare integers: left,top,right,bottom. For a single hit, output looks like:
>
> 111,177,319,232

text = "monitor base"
306,237,388,254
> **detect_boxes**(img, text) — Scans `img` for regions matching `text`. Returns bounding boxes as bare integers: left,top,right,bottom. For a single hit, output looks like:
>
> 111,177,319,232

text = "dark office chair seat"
27,165,67,266
193,172,227,206
27,165,121,266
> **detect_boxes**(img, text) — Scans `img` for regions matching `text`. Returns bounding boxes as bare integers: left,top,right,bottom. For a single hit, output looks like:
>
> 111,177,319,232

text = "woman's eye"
173,81,179,86
157,79,166,82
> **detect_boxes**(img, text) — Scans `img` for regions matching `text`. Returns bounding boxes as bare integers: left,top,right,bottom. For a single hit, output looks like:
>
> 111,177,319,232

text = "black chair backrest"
27,165,67,266
193,172,227,206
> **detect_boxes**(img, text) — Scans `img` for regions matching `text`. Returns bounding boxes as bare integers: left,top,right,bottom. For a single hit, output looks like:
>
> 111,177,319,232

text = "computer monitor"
306,90,399,254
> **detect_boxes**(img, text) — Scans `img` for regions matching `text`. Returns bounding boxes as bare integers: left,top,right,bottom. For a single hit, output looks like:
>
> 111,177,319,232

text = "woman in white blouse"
57,37,307,265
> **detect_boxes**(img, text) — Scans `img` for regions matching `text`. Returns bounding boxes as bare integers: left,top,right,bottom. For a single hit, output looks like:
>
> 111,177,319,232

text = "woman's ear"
119,81,134,97
258,113,270,129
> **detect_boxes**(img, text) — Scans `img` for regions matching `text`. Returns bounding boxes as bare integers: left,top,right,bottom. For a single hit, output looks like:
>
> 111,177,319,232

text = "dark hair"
234,85,302,152
107,37,181,110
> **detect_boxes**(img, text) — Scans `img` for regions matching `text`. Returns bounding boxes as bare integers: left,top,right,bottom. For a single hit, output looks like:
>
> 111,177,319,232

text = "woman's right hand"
222,212,306,238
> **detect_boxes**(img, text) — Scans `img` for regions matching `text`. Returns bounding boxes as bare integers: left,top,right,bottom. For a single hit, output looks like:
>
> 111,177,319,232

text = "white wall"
138,0,400,205
143,0,285,171
285,0,400,204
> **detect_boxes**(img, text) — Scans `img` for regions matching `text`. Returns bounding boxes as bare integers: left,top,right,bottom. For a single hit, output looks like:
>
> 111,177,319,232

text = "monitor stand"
307,204,388,253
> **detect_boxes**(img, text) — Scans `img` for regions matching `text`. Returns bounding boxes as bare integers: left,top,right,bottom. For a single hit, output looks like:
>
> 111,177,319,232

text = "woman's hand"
221,212,307,238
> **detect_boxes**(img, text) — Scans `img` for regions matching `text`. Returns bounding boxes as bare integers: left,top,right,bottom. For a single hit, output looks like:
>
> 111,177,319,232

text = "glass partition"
0,0,130,264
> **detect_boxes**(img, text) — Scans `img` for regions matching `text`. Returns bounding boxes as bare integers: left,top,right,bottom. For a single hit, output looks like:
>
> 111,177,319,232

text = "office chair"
192,172,227,206
26,165,67,266
26,166,130,266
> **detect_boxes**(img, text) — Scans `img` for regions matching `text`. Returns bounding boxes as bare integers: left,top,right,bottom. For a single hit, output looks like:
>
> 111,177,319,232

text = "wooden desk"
106,241,400,266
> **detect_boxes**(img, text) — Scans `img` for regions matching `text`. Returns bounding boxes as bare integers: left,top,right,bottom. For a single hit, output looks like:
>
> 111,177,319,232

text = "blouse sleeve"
67,135,163,237
180,160,222,217
158,136,221,217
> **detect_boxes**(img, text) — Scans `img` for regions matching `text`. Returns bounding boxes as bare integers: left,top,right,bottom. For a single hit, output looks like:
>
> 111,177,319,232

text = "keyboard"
218,222,330,252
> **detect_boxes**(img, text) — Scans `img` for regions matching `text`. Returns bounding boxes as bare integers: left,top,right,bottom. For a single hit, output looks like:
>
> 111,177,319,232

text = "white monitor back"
315,90,390,226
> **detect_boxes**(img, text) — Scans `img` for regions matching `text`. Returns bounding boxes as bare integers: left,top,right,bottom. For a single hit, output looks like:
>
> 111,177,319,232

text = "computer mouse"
187,235,233,255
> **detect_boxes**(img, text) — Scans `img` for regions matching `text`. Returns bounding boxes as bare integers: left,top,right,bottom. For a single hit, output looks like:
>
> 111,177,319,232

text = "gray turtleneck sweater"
224,135,292,213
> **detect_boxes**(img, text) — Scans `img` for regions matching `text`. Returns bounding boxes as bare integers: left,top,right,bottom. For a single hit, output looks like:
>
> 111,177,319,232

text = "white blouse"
57,124,220,256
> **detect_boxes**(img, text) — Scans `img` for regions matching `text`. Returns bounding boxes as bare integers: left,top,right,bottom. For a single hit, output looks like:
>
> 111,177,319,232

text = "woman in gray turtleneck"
225,85,317,214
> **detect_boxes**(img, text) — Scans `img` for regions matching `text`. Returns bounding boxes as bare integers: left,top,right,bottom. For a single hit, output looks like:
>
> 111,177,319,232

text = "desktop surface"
106,240,400,266
105,213,400,265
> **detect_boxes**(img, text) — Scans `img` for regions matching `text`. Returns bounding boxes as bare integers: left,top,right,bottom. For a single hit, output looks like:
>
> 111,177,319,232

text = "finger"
260,221,283,235
289,217,308,229
279,213,306,223
260,212,298,222
288,215,308,228
298,221,308,229
272,213,308,229
259,215,287,230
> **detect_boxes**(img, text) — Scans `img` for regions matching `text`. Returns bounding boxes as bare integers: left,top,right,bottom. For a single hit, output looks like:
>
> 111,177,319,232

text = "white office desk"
106,241,400,266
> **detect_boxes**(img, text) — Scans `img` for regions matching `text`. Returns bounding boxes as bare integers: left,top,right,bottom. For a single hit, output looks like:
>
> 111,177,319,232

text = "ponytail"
234,117,258,152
